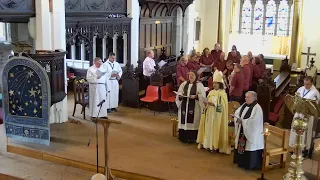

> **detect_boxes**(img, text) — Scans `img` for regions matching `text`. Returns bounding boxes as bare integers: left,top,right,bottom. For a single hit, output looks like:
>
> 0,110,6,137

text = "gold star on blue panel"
7,65,43,118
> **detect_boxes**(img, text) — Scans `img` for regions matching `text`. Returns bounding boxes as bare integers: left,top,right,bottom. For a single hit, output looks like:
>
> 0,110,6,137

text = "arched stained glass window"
277,0,289,36
241,0,252,34
239,0,293,37
265,0,277,35
253,0,264,35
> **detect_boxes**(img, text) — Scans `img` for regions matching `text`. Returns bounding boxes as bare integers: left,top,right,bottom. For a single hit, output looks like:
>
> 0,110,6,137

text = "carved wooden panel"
0,0,35,23
139,19,173,60
65,0,127,16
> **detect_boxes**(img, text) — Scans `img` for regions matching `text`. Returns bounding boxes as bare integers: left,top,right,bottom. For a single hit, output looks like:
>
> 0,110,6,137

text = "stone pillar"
289,0,303,64
185,3,196,54
81,41,85,60
113,34,118,57
50,0,68,123
174,8,183,55
93,36,97,59
123,33,128,65
127,0,139,67
218,0,232,52
71,42,76,59
35,0,52,50
102,37,107,60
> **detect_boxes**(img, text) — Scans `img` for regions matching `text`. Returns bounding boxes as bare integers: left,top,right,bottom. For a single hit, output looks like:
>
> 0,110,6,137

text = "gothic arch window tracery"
240,0,293,36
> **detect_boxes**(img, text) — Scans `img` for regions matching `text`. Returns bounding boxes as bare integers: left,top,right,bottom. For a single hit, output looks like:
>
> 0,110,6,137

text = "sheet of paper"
197,67,207,74
173,91,189,98
96,69,106,77
158,60,167,68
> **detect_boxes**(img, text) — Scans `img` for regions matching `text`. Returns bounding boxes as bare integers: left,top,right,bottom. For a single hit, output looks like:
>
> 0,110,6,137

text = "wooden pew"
257,57,291,123
264,124,289,171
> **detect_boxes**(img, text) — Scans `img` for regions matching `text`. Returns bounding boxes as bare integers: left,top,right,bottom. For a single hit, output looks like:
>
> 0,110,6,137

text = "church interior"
1,0,320,180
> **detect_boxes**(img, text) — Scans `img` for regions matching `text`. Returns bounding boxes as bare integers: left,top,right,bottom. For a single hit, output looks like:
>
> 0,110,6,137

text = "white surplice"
175,82,206,130
103,59,123,109
86,65,108,117
234,103,264,151
289,85,320,149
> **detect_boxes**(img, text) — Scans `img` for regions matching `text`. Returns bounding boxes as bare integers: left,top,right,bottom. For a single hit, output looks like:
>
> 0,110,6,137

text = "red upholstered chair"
268,95,285,125
139,85,159,116
161,86,176,116
165,83,175,97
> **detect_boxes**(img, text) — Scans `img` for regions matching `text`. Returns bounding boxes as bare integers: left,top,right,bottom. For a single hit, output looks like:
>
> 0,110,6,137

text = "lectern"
99,118,121,179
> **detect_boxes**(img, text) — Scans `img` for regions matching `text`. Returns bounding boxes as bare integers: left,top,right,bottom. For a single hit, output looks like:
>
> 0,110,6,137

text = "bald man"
240,56,252,92
213,52,227,72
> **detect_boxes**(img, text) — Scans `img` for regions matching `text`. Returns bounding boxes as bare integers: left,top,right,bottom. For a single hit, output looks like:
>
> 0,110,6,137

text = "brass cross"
301,47,316,67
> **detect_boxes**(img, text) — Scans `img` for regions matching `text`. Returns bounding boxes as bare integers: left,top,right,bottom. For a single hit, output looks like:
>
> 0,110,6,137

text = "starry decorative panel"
2,56,51,145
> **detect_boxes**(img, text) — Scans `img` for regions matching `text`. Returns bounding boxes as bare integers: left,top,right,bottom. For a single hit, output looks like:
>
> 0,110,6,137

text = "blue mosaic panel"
2,56,51,145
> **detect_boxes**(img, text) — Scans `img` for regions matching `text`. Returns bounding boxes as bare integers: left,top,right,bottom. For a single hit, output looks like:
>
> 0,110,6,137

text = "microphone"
97,99,105,107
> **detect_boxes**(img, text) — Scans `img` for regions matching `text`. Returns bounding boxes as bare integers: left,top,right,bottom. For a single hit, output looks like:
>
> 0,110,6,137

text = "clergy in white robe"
86,57,108,118
233,91,264,170
289,76,320,152
103,52,123,112
176,71,206,143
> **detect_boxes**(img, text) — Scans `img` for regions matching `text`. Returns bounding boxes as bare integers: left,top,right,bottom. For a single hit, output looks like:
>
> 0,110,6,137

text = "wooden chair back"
264,124,289,171
73,79,89,104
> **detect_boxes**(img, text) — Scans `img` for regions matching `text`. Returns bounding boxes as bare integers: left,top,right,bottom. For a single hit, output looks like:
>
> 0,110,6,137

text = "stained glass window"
240,0,293,37
253,0,264,35
277,0,289,36
265,0,277,35
241,0,252,34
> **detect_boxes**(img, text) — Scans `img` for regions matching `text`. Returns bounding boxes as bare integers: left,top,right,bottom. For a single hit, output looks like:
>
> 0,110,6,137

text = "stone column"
113,34,118,57
35,0,52,50
81,41,85,60
102,36,107,60
123,33,128,65
218,0,232,52
93,36,97,59
50,0,68,123
127,0,139,67
290,0,303,64
71,41,76,59
185,3,195,53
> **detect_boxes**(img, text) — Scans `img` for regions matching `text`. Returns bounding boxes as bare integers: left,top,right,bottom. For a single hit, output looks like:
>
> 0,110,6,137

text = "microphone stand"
88,103,103,174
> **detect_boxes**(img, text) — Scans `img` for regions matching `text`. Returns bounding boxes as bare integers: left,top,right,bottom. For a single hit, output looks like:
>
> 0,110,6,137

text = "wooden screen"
139,4,175,60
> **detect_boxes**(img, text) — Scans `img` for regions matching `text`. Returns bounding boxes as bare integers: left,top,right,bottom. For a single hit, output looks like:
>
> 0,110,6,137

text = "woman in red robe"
257,54,266,77
211,43,222,61
227,45,241,64
176,56,190,86
187,53,200,72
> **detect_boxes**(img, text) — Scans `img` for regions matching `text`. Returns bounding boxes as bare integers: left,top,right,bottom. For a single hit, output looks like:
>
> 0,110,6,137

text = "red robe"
211,50,222,62
176,63,190,86
187,61,201,71
258,60,266,77
242,64,251,91
227,51,241,64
